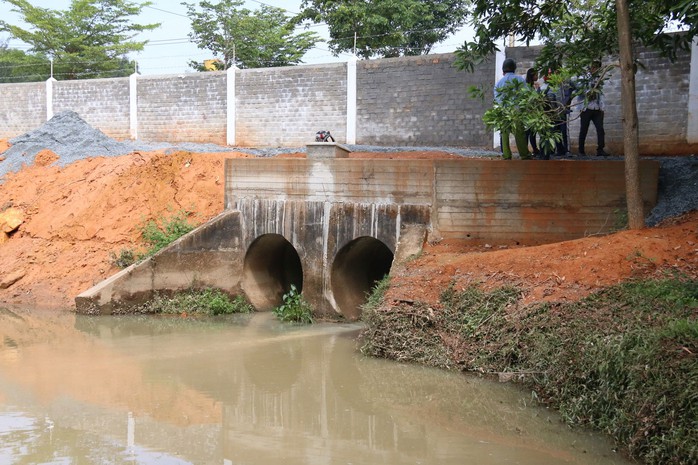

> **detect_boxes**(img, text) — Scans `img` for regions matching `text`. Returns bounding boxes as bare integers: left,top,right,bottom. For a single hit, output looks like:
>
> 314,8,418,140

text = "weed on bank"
138,288,254,315
360,277,698,465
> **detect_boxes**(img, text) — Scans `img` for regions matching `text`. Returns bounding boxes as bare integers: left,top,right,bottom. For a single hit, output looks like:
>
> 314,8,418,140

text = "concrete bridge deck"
75,156,659,320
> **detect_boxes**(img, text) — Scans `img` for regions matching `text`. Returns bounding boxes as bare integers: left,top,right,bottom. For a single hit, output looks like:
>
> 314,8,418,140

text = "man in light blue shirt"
494,58,530,159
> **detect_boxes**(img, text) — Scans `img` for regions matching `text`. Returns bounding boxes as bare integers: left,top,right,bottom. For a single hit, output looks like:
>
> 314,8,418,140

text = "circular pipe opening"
331,237,393,320
242,234,303,311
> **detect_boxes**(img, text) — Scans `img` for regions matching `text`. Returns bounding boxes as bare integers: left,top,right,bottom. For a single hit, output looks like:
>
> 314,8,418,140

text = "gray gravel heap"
1,110,696,227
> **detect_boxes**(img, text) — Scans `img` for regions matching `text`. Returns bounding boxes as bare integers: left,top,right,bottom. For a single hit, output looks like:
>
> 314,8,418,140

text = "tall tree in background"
455,0,698,230
0,0,159,80
295,0,469,59
0,41,50,83
184,0,320,69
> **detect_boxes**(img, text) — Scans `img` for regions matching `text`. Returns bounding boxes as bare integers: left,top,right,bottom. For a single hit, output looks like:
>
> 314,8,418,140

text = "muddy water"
0,309,632,465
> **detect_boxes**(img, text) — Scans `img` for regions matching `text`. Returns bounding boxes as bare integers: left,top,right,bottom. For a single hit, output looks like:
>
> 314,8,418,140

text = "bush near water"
360,276,698,465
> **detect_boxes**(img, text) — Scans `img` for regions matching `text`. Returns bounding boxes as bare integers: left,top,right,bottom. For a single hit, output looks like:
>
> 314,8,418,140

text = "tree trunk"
616,0,645,229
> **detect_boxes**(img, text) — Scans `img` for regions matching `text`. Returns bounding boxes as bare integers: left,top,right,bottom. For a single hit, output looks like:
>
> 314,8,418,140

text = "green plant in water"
140,288,254,315
273,284,313,324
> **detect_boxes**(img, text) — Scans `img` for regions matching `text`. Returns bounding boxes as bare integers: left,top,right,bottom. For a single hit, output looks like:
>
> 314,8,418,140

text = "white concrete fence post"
129,72,139,140
346,54,357,145
688,37,698,144
227,66,237,146
45,77,56,121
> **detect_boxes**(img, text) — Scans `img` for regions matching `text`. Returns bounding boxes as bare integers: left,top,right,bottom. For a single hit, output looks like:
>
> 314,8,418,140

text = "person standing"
494,58,530,160
576,60,609,157
525,68,540,156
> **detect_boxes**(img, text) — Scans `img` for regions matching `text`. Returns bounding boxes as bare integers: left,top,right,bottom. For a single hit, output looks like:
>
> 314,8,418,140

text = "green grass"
111,210,196,268
139,288,254,315
359,276,698,464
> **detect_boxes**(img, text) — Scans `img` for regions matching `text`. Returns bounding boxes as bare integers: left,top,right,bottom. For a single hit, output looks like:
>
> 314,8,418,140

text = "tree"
0,41,50,83
295,0,469,59
184,0,321,69
455,0,698,230
0,0,158,80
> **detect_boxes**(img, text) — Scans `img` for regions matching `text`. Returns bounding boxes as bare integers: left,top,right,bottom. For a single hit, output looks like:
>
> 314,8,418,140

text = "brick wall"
53,77,131,140
357,54,493,147
236,63,347,147
0,81,46,139
137,72,228,144
0,45,695,154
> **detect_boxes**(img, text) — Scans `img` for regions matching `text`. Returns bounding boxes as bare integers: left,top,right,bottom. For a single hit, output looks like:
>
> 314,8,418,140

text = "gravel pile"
1,110,695,226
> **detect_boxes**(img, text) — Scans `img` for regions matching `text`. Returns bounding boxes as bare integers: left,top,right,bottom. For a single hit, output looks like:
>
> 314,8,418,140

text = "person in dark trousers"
576,61,609,157
494,58,530,160
525,68,540,156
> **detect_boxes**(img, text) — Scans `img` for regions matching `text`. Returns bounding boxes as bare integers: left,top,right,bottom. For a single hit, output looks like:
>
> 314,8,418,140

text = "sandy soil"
0,147,696,310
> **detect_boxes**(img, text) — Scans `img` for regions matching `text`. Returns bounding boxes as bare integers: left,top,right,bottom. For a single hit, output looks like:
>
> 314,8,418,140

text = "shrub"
139,289,254,315
109,247,136,268
272,284,313,324
140,210,195,257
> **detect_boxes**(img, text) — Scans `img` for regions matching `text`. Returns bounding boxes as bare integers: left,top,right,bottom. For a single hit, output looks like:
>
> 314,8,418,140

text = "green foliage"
487,79,562,154
139,288,254,315
361,275,391,314
140,210,195,257
360,276,698,464
455,0,698,74
184,0,320,69
272,284,313,324
0,42,50,82
109,247,137,268
295,0,468,59
0,0,158,80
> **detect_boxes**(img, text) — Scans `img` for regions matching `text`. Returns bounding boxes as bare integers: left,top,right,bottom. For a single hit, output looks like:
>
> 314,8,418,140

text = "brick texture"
0,46,695,154
137,72,227,144
357,53,493,147
236,63,347,147
53,77,130,140
0,82,46,139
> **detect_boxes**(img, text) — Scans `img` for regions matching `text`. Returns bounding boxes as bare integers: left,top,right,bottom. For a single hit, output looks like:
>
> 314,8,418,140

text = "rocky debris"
34,149,60,167
0,269,25,289
0,207,23,243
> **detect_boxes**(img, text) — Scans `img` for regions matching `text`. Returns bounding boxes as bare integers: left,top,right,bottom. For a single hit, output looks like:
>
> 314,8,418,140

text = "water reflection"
0,308,631,464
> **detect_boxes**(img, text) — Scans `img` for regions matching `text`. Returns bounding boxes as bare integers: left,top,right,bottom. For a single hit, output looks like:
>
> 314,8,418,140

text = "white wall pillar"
688,37,698,144
227,66,237,146
45,77,56,120
493,47,506,149
129,72,138,140
346,55,357,144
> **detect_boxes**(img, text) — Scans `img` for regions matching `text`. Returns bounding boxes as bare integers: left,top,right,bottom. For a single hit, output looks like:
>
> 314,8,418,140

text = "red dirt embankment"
0,144,696,310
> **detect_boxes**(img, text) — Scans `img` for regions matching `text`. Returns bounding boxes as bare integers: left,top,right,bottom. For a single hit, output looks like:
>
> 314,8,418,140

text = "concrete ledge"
306,142,351,159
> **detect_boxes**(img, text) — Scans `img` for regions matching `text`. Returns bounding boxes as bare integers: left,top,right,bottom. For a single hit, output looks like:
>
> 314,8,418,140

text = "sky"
0,0,474,76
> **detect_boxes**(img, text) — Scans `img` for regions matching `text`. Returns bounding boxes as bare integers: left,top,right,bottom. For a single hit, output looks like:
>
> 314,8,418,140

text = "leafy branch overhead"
455,0,698,73
183,0,321,69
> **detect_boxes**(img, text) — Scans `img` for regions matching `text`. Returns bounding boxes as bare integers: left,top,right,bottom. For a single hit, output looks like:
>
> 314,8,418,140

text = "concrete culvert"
331,237,394,320
242,234,303,311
